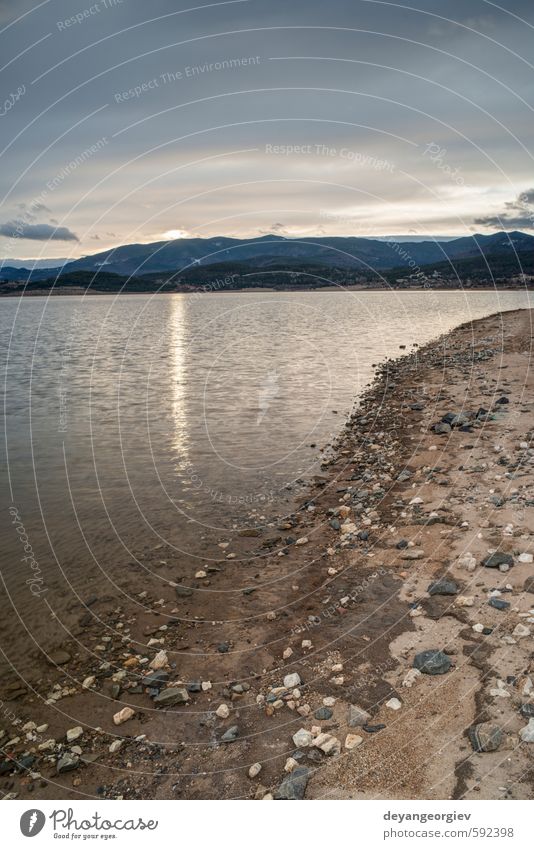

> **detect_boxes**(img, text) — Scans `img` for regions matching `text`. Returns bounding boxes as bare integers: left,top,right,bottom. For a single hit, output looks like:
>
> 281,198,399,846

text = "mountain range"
1,231,533,282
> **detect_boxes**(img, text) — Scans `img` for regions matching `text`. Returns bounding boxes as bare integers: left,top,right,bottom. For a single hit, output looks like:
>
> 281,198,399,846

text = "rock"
108,740,122,753
248,762,262,778
413,650,451,675
295,537,308,546
402,668,421,688
434,422,451,435
82,676,96,689
175,585,193,598
313,732,341,755
274,766,310,800
345,733,363,750
519,704,534,719
56,754,80,774
292,728,313,748
48,650,71,666
348,705,371,727
113,707,135,725
221,725,239,743
482,552,514,569
400,549,425,560
520,718,534,742
66,726,83,743
458,553,477,571
456,596,474,607
363,723,386,733
283,672,301,688
215,704,230,719
149,650,168,670
428,579,458,596
217,642,230,653
519,552,533,563
141,670,170,688
385,698,402,710
329,518,341,530
284,757,299,772
314,707,333,720
523,576,534,594
513,624,531,638
468,723,503,752
153,687,189,707
489,597,510,611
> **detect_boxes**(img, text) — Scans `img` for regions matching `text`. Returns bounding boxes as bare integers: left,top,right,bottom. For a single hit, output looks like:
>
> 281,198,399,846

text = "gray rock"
348,704,371,727
468,723,503,753
488,597,510,611
413,650,451,675
482,552,513,569
56,754,80,774
274,766,310,800
221,725,239,743
314,707,333,720
434,422,451,435
153,687,189,707
175,585,193,598
141,671,170,688
428,579,458,596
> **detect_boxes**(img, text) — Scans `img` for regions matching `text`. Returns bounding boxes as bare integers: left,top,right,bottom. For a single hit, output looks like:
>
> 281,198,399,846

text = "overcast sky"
1,0,533,259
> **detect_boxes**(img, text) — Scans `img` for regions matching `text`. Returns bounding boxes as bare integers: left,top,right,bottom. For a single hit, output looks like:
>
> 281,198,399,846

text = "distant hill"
2,246,533,295
1,231,533,282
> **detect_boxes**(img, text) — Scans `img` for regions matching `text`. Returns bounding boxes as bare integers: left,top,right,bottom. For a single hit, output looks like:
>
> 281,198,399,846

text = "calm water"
0,289,532,655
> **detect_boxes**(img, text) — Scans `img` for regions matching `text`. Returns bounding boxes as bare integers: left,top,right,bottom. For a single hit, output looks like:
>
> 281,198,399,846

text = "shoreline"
2,308,534,800
1,285,533,298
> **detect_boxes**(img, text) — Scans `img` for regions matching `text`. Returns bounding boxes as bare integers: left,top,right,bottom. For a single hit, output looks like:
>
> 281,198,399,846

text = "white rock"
284,757,299,772
66,726,83,743
513,624,531,638
458,553,477,571
385,697,402,710
149,650,168,670
295,537,308,546
456,596,474,607
314,732,341,755
402,668,421,688
472,623,484,633
248,762,262,778
215,704,230,719
345,733,363,750
82,676,96,689
113,707,135,726
292,727,313,747
519,553,533,563
109,740,122,753
283,672,301,688
520,718,534,743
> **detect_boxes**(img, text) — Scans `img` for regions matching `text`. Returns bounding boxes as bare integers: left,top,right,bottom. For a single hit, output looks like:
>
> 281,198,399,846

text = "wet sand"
2,307,534,800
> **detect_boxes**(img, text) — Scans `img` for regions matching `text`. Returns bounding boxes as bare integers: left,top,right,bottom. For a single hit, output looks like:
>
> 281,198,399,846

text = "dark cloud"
0,221,79,241
475,188,534,230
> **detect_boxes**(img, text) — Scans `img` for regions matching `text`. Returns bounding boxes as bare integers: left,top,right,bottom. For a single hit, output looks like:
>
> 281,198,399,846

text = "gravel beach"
2,307,534,801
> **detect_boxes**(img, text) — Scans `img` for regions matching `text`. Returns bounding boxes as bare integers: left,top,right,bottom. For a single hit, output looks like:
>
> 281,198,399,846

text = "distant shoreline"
1,285,533,298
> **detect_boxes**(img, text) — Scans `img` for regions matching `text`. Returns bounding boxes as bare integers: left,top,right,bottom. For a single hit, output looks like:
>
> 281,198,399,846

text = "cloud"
0,221,79,241
475,188,534,231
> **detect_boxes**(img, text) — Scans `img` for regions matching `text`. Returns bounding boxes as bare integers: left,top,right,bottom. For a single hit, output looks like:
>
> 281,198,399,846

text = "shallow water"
0,289,532,655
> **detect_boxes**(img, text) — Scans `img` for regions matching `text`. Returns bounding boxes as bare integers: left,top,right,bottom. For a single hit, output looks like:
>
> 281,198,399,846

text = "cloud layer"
1,0,533,258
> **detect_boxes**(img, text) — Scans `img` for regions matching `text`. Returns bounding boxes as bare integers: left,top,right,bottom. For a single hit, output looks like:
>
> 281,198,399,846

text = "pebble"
215,704,230,719
519,552,533,563
413,650,451,675
220,726,239,743
513,624,531,638
153,687,189,707
468,723,503,753
113,707,135,725
348,705,371,727
345,734,363,750
385,698,402,710
66,726,83,743
274,767,310,800
56,754,80,775
428,579,458,596
248,762,262,778
520,719,534,743
109,740,122,754
283,672,301,688
482,552,514,569
292,728,313,748
314,707,333,720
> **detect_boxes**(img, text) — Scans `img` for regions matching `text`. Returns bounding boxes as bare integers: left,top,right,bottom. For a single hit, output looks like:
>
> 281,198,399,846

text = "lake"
0,289,532,663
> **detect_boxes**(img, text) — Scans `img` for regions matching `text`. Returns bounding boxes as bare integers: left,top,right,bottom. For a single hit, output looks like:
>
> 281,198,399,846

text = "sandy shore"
2,308,534,801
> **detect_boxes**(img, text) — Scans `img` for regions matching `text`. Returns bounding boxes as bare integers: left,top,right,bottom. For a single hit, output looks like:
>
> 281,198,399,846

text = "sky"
1,0,533,260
